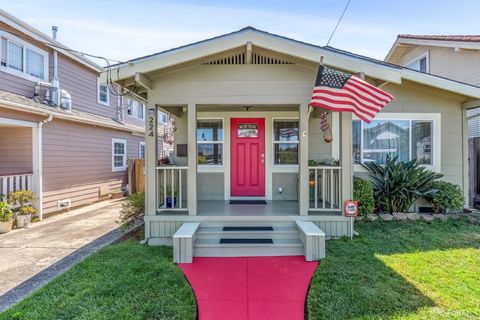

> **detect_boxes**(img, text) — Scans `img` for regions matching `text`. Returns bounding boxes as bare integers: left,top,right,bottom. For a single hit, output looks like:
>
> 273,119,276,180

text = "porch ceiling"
158,104,300,116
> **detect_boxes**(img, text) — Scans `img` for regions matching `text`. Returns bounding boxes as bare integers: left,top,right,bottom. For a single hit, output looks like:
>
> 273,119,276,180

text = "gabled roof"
105,27,480,100
385,34,480,64
0,9,103,72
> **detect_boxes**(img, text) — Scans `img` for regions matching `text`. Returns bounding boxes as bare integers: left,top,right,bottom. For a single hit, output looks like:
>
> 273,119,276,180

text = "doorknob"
261,153,264,164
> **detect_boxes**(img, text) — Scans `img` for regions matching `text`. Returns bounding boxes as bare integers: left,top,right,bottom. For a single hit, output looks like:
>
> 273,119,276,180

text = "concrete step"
194,238,304,257
196,226,299,240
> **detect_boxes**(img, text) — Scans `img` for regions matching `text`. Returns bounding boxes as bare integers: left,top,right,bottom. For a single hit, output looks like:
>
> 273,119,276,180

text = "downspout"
36,113,53,220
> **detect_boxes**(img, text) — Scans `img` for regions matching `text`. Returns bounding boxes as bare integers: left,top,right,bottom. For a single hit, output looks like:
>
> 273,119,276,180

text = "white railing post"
308,166,342,213
156,166,189,213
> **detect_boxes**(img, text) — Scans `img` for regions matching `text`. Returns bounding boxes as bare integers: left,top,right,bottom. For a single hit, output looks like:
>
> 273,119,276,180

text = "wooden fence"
127,159,145,194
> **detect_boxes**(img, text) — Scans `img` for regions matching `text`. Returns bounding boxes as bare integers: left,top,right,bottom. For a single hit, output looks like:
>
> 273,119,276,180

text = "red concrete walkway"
179,256,318,320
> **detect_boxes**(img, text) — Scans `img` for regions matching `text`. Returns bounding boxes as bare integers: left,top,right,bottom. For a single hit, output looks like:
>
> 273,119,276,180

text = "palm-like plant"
363,154,443,213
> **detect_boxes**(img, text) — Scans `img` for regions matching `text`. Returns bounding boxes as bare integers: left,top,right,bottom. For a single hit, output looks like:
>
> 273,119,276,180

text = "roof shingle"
398,34,480,42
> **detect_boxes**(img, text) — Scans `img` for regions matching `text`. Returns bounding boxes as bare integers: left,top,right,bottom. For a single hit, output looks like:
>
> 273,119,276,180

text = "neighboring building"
107,27,480,261
0,10,155,218
385,34,480,137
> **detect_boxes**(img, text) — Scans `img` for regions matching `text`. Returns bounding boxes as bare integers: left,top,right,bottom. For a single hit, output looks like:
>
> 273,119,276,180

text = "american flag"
310,66,394,123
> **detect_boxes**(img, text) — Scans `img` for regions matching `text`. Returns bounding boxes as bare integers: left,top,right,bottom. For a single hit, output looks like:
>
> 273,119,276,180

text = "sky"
1,0,480,65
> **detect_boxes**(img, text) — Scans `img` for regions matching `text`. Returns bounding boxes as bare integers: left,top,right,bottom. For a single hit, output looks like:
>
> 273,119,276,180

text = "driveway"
0,200,123,298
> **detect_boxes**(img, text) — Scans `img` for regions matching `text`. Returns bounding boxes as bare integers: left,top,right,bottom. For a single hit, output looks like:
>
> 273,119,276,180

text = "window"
139,142,145,159
126,99,145,120
0,32,48,81
159,112,168,123
406,55,428,73
97,79,109,106
353,118,434,165
197,119,223,165
112,139,127,171
273,119,299,165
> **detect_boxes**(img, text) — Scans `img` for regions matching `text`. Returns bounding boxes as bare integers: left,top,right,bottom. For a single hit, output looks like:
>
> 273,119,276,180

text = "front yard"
307,220,480,320
1,220,478,320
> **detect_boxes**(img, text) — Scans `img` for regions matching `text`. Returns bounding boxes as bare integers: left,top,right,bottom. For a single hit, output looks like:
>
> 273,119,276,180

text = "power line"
326,0,352,47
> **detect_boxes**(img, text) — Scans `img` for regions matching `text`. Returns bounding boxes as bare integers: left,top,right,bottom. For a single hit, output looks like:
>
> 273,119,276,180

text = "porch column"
298,103,309,215
187,103,197,215
340,112,353,204
145,99,158,232
32,124,43,220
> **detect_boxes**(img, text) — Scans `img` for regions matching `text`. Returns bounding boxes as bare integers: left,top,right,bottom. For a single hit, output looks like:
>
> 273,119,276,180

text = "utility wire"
326,0,352,46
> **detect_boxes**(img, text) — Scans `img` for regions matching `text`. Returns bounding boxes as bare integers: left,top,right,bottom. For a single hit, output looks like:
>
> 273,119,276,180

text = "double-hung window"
112,138,127,172
273,119,299,165
353,115,438,167
139,142,146,159
197,119,223,165
0,32,48,81
97,79,109,106
126,99,145,120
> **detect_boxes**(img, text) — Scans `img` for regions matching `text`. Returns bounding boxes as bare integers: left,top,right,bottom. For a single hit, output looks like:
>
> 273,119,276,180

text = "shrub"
425,181,464,213
8,190,37,207
363,154,443,213
119,192,145,230
353,177,374,216
0,201,13,222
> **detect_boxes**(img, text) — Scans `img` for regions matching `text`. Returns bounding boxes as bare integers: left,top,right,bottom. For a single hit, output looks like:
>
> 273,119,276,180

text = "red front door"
231,118,265,197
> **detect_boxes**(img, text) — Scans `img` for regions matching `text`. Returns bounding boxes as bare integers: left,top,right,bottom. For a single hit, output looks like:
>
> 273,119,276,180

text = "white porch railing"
308,166,342,212
0,173,33,201
156,166,188,212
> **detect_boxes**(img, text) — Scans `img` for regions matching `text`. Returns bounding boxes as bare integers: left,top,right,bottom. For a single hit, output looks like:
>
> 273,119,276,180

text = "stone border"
0,221,143,312
362,211,480,224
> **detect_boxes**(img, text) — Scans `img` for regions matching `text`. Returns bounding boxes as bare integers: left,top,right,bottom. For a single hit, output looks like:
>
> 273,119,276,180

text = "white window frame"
197,118,224,167
139,141,145,159
405,52,429,73
97,78,110,106
158,111,168,124
352,113,441,172
112,138,127,172
126,99,145,121
272,118,300,167
0,31,49,82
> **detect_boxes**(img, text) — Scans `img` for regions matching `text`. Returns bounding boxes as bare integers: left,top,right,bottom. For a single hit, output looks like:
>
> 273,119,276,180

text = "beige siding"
197,173,224,200
395,46,480,87
272,173,297,200
42,119,143,214
0,126,32,174
380,81,465,187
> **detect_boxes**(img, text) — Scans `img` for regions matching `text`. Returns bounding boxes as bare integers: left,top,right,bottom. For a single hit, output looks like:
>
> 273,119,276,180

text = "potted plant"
8,190,37,228
0,201,14,234
161,185,178,208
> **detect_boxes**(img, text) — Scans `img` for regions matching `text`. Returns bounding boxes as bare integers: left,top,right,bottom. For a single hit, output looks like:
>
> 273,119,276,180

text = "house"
0,10,170,218
104,27,480,261
385,34,480,206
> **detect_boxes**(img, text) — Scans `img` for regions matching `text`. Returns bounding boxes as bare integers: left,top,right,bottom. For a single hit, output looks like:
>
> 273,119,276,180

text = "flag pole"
309,55,325,115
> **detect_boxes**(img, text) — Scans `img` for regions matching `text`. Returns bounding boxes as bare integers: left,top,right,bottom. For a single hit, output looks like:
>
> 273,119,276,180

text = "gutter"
36,113,53,221
0,99,144,135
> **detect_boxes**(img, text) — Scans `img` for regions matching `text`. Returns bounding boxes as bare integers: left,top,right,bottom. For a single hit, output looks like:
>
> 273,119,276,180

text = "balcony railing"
0,173,34,201
308,166,342,212
156,166,188,212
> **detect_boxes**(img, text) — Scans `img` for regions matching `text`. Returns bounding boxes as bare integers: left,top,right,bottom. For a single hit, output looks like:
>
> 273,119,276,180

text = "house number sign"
147,108,156,137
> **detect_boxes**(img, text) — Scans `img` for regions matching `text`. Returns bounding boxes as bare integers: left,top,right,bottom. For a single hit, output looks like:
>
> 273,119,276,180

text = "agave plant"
363,154,443,213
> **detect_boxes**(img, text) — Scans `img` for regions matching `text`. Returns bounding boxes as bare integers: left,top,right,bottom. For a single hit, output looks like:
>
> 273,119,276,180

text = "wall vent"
57,199,71,209
202,53,245,65
202,52,295,65
252,53,294,65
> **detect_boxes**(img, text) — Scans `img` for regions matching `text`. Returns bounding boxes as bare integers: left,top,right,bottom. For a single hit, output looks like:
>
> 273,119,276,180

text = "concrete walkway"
180,256,318,320
0,199,127,310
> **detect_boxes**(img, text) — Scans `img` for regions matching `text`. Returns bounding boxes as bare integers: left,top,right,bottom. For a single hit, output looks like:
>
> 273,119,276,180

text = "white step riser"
194,246,304,257
200,221,296,228
196,231,300,240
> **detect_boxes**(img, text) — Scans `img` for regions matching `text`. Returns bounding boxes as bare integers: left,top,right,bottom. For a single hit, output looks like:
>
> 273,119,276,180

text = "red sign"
344,200,358,217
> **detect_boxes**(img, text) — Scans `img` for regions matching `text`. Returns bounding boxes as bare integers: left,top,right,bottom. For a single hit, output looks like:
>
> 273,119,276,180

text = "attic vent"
252,53,294,65
203,53,245,65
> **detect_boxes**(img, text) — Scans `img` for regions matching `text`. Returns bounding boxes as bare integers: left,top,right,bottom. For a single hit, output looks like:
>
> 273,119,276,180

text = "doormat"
229,200,267,205
219,238,273,244
223,226,273,231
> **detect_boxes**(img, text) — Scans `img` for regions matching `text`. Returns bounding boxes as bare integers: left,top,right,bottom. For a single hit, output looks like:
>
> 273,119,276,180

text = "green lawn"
0,240,196,320
307,220,480,320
